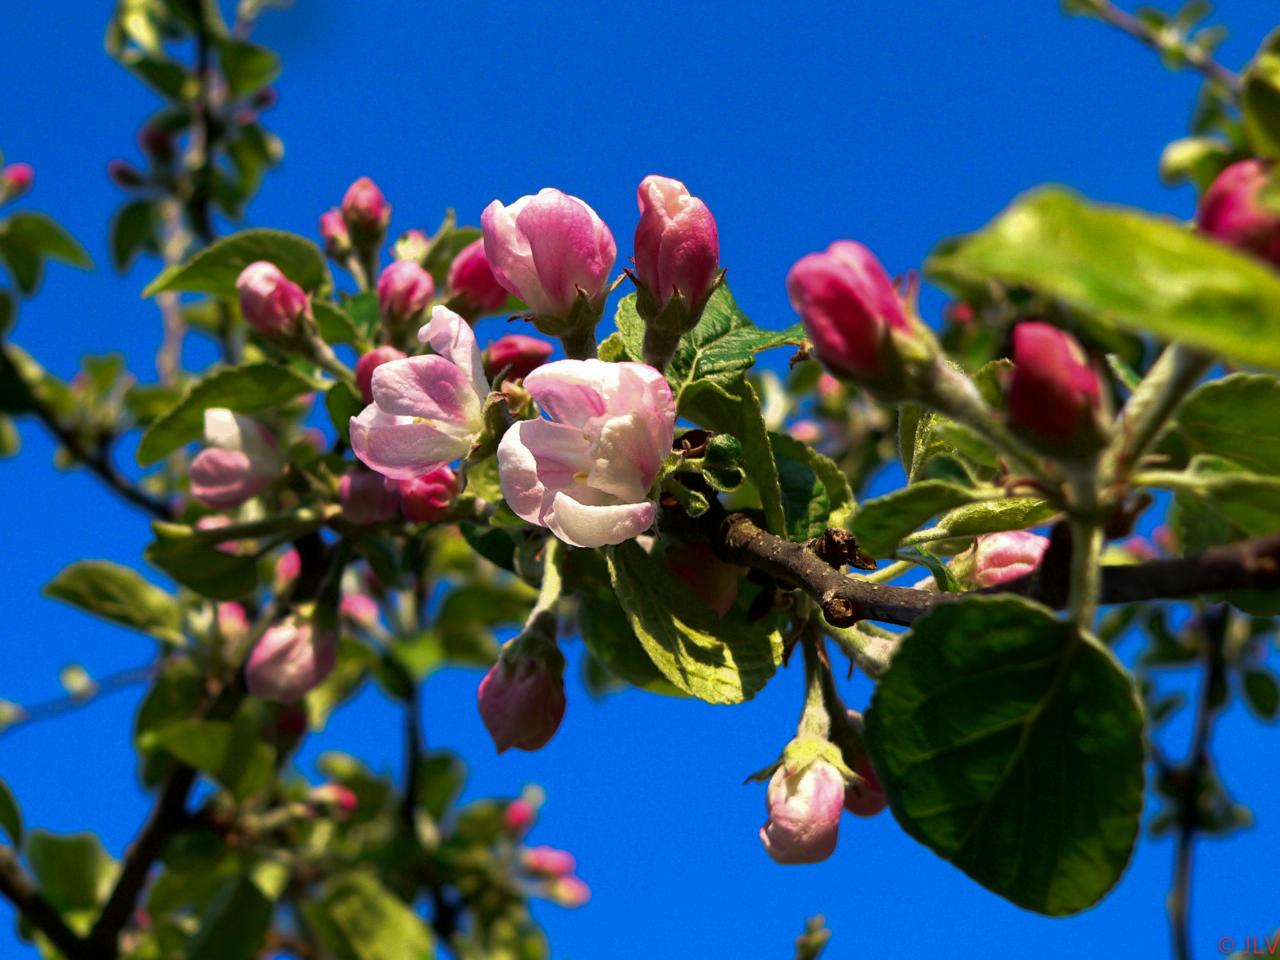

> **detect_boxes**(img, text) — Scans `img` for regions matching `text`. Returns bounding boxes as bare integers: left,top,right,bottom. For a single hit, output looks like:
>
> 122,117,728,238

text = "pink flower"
633,174,720,315
485,334,553,382
339,469,400,525
477,650,566,753
377,260,435,329
340,593,380,627
547,876,591,909
788,419,821,445
481,188,617,319
759,757,845,865
341,176,390,240
971,530,1050,588
665,542,740,617
245,616,337,703
399,465,458,523
521,846,576,878
1197,159,1280,266
497,360,675,548
1,163,34,201
217,602,250,641
448,236,509,315
504,799,537,836
1007,322,1103,448
189,409,282,509
275,548,301,590
350,306,489,480
395,229,430,264
319,208,350,259
355,346,408,405
236,261,310,339
787,240,910,381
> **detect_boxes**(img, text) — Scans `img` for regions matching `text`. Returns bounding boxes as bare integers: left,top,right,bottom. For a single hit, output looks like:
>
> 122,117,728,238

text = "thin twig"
1090,0,1241,94
0,664,155,738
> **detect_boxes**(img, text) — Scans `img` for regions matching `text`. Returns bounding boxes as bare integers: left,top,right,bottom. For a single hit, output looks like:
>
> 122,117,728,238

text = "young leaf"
142,228,330,298
145,532,260,601
218,37,281,96
144,718,275,800
0,213,93,294
109,199,159,272
1144,455,1280,536
866,595,1144,916
44,560,184,645
1177,373,1280,474
185,874,274,960
25,831,117,913
313,299,364,348
771,432,854,541
927,188,1280,371
137,362,315,465
1242,30,1280,159
607,540,781,704
578,590,683,695
301,872,435,960
851,481,989,558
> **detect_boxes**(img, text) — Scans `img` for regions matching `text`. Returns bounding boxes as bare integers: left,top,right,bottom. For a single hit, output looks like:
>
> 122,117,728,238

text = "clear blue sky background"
2,2,1278,958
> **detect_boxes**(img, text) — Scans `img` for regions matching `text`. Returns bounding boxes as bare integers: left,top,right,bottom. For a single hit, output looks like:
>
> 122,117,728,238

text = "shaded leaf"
143,228,329,298
852,482,987,557
302,872,434,960
44,560,183,645
1177,373,1280,474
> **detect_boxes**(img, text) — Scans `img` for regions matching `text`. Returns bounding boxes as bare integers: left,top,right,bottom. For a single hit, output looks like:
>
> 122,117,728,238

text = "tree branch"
0,846,86,960
1089,0,1241,94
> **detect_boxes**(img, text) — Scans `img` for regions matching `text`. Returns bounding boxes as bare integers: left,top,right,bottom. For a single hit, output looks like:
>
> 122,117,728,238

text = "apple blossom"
341,175,390,242
350,306,488,480
339,469,400,525
1197,158,1280,266
1007,321,1105,452
399,465,458,523
497,359,675,548
394,229,430,265
236,261,310,339
1,163,33,202
355,345,407,404
485,334,553,382
319,207,350,259
504,798,537,836
189,408,282,509
245,615,337,703
841,711,887,818
377,260,435,333
971,531,1051,589
448,236,509,316
633,174,720,338
759,757,845,864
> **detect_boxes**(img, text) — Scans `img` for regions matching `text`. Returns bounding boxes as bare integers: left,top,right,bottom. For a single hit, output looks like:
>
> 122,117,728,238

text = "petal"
481,197,552,315
497,419,592,525
515,189,616,310
523,360,610,428
545,492,655,548
371,354,482,435
613,362,675,467
350,405,471,480
417,305,489,398
586,414,658,502
190,448,272,509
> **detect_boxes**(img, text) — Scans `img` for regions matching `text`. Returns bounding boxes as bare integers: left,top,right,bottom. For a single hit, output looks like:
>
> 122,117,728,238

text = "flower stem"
797,630,832,739
560,327,598,361
1103,343,1210,484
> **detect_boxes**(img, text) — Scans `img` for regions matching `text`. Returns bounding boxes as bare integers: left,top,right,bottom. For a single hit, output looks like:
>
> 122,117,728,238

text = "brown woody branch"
0,846,85,960
717,513,1280,629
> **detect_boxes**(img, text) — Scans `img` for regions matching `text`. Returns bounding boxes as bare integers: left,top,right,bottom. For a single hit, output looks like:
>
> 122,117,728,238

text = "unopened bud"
521,846,576,878
377,260,435,334
759,755,844,865
236,261,310,339
1,163,34,202
342,176,391,246
319,208,351,260
189,409,282,509
399,466,458,524
484,334,553,382
245,615,337,703
1007,321,1106,455
546,875,590,908
339,469,400,525
969,531,1050,589
394,229,430,265
354,345,407,405
1197,158,1280,267
447,237,509,317
107,159,145,189
309,783,358,818
477,643,566,753
503,798,537,836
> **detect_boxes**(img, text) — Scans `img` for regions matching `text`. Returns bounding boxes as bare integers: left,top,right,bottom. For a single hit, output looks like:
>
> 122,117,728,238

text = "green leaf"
1242,30,1280,159
866,596,1144,915
0,779,21,846
325,380,362,446
0,290,13,337
110,199,159,272
218,37,281,96
313,300,364,348
1144,455,1280,536
851,481,988,558
1177,373,1280,474
607,540,781,704
578,590,682,695
931,496,1057,540
616,286,806,398
414,751,467,822
926,188,1280,371
302,872,434,960
1158,136,1233,190
680,377,786,535
44,560,183,645
144,717,275,800
185,873,274,960
137,362,314,465
26,831,117,913
142,228,329,299
1243,669,1280,720
771,433,855,541
0,213,92,294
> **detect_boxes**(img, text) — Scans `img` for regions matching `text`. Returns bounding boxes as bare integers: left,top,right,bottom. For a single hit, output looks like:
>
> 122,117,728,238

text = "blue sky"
2,1,1279,957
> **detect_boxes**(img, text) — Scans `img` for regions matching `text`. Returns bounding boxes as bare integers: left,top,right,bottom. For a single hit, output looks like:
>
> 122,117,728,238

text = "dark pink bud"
477,649,566,753
342,176,391,241
634,174,720,313
447,237,509,315
377,260,435,328
217,602,250,641
1197,159,1280,267
484,334,553,381
253,87,279,111
787,240,911,381
309,783,357,818
399,466,458,524
971,531,1050,588
355,345,407,404
339,469,400,525
1007,322,1104,449
319,208,351,259
665,542,740,617
521,846,576,878
503,798,537,836
1,163,34,201
236,261,310,338
107,159,145,189
759,758,844,864
946,301,976,326
137,126,174,159
275,548,301,590
245,616,337,703
339,593,380,627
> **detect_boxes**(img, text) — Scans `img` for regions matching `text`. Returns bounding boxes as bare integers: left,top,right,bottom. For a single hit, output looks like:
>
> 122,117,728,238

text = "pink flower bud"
107,159,145,189
377,260,435,328
1,163,34,201
841,711,887,818
817,373,842,399
137,126,173,159
521,846,576,878
340,593,380,627
447,237,509,315
503,798,537,836
477,649,566,753
1007,322,1104,450
253,87,279,111
394,229,430,264
341,176,390,241
971,530,1050,588
217,602,250,641
484,334,553,382
354,346,407,405
634,174,720,315
1197,159,1280,266
787,241,911,382
189,409,282,509
275,548,301,590
788,419,821,445
245,616,337,703
339,469,400,525
398,466,458,523
236,261,310,338
759,758,844,865
665,542,740,617
546,876,590,908
481,188,617,320
309,783,358,818
319,208,351,259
